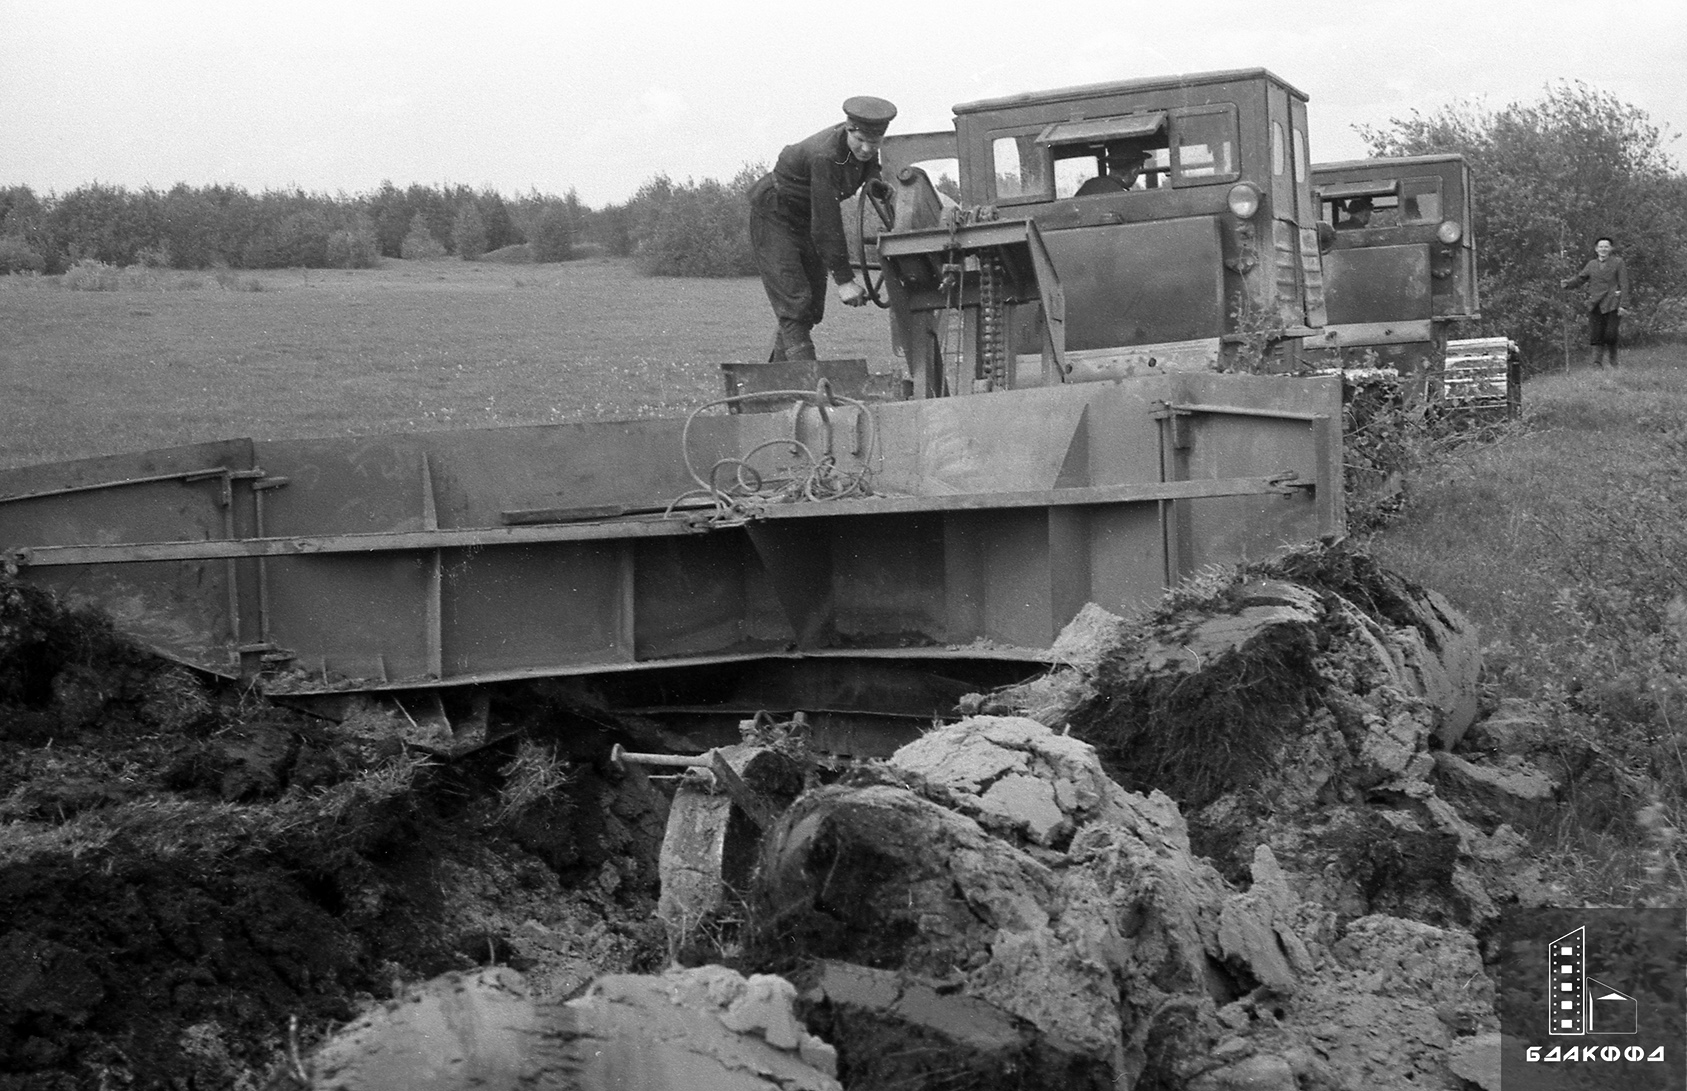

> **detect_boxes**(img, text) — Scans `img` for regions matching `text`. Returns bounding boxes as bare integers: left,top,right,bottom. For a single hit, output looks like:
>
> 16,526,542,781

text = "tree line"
0,161,776,282
0,181,594,273
0,171,767,279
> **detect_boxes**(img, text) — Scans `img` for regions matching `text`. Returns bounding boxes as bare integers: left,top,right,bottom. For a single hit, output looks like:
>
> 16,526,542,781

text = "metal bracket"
609,744,782,832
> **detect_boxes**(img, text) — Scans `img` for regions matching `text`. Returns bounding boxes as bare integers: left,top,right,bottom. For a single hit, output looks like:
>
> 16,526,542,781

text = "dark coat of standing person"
748,96,897,362
1562,236,1631,369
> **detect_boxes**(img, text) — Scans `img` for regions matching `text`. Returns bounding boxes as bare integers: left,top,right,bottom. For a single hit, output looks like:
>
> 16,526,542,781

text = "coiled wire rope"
666,382,882,527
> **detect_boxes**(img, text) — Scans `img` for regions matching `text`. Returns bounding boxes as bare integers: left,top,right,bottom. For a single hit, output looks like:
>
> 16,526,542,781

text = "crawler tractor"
1310,153,1519,416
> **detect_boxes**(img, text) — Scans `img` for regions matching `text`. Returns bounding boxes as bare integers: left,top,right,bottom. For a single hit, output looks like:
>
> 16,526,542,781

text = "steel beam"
1,375,1342,693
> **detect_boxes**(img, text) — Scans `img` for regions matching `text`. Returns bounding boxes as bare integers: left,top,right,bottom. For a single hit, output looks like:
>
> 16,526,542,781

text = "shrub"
134,243,172,268
0,235,45,274
452,203,488,261
530,208,573,263
478,191,520,251
326,215,380,268
62,259,124,291
51,182,149,266
629,166,759,277
399,212,447,260
272,210,331,268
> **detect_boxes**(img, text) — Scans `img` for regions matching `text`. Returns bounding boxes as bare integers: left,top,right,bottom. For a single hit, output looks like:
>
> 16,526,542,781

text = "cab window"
1017,104,1238,199
1401,176,1443,223
903,157,961,203
991,133,1046,200
1052,143,1169,198
1171,105,1239,183
1323,193,1401,230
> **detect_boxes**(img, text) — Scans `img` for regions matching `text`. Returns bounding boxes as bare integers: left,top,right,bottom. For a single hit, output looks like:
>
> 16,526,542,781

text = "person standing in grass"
1562,236,1631,369
748,96,897,362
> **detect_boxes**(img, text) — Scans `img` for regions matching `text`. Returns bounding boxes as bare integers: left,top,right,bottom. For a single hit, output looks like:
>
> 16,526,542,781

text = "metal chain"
980,253,1006,390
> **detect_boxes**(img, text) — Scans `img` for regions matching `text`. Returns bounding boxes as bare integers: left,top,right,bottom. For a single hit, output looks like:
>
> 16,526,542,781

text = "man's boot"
1591,345,1607,370
783,332,817,362
1608,344,1620,369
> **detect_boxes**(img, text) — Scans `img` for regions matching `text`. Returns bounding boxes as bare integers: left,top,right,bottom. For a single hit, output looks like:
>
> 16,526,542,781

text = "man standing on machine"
748,96,897,361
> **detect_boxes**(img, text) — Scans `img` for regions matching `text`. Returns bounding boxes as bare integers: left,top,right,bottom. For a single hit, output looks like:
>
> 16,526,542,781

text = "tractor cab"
875,68,1329,397
1307,154,1479,397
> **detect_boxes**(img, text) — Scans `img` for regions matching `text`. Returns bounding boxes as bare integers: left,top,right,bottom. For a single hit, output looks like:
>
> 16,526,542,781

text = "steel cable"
667,388,882,527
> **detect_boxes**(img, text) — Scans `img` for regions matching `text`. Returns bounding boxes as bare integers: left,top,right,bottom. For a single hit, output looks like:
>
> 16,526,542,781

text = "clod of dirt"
749,719,1247,1084
1446,1032,1503,1090
798,960,1113,1090
1432,751,1559,829
210,721,300,800
741,714,1505,1089
891,714,1132,847
308,964,841,1091
1038,578,1329,810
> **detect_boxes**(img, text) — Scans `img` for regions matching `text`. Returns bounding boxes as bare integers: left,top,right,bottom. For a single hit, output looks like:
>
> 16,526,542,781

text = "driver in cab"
1075,143,1151,196
748,96,897,362
1336,196,1374,230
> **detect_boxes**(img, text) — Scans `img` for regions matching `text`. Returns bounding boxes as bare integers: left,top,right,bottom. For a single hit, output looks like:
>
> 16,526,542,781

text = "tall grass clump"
213,265,265,292
1366,348,1687,900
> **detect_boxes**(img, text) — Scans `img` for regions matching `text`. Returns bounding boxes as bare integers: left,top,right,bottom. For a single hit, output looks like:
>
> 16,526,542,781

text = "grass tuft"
492,740,573,825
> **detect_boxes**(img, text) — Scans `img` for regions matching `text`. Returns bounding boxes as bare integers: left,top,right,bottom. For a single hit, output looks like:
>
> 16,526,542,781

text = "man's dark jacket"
1564,255,1630,313
765,123,881,284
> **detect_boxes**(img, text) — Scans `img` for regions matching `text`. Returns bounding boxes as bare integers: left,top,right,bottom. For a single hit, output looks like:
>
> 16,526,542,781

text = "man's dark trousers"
748,175,825,362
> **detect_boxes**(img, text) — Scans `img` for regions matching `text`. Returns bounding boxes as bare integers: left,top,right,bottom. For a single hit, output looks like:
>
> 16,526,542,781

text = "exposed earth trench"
0,541,1612,1089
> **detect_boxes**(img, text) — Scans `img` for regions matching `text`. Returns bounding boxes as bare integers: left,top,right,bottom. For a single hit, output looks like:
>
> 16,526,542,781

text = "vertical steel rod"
421,454,444,680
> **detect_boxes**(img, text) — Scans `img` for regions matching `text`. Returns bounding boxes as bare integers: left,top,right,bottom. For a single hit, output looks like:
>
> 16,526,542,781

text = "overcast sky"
3,0,1684,208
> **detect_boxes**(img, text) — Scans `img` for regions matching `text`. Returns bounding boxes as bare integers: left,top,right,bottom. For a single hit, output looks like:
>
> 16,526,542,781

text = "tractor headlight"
1436,219,1463,244
1227,182,1262,220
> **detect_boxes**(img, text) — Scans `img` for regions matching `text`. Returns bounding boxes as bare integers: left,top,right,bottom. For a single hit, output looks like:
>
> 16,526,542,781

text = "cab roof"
1312,153,1468,173
953,68,1307,116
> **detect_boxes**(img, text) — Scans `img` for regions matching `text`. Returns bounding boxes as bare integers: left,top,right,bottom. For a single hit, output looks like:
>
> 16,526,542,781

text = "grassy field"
0,258,896,469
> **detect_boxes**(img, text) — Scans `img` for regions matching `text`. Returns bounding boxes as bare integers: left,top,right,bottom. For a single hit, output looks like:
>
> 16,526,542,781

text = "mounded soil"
0,576,669,1090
